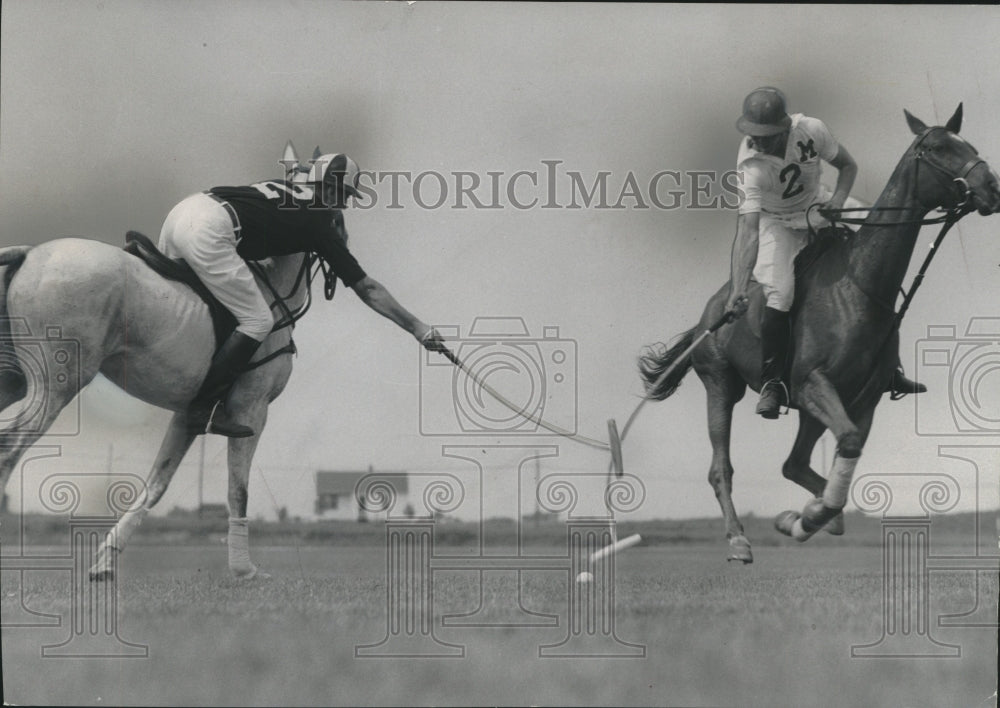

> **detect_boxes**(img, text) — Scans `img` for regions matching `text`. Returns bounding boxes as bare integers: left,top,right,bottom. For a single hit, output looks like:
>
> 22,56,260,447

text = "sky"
1,2,999,523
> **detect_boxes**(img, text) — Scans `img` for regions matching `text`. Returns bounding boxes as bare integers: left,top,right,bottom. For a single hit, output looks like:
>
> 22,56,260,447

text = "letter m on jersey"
796,139,817,162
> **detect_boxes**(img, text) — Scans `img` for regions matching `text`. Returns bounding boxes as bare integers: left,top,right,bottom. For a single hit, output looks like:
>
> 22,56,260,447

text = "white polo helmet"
307,153,362,198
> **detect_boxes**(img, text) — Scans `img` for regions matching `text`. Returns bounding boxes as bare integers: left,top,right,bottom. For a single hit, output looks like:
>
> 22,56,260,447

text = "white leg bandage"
228,516,252,572
823,454,860,510
105,488,151,552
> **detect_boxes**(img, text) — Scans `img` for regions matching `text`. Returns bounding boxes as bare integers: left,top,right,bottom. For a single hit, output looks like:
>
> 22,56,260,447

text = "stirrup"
756,379,789,418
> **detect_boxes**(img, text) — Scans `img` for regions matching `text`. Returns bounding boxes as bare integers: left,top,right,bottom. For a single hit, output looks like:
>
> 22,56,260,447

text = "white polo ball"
575,571,594,583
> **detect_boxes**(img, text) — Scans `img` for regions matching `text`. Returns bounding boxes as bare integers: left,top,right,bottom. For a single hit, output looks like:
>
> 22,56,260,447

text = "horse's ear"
280,140,299,176
904,109,928,135
945,103,963,134
312,146,322,161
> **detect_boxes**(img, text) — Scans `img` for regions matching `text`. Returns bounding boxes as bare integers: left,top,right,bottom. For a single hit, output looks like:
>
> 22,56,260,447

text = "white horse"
0,148,326,580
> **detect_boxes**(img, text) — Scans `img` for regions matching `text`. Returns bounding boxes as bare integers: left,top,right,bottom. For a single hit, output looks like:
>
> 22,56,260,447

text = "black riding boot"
886,363,927,397
187,331,262,438
756,307,791,419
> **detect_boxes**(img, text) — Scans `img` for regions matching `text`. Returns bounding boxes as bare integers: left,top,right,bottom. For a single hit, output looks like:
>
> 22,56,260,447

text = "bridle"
910,127,985,212
241,253,337,372
807,127,983,233
807,127,987,409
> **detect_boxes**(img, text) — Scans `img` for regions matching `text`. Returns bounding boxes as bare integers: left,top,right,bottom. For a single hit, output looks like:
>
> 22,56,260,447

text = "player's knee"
237,311,274,341
766,287,794,312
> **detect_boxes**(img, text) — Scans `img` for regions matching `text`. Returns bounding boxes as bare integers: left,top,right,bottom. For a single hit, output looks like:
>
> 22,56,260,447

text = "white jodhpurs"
159,193,274,341
753,191,868,312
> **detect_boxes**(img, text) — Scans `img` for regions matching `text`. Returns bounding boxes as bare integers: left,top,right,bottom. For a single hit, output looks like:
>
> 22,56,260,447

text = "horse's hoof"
89,568,115,582
88,547,117,582
231,563,271,581
824,511,845,536
727,535,754,563
774,510,799,537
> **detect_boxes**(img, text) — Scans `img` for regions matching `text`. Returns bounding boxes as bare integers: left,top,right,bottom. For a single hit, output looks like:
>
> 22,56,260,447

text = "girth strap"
242,340,297,373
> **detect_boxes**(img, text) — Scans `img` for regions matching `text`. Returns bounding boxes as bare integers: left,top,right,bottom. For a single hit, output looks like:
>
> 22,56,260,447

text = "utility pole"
534,455,541,525
197,436,205,518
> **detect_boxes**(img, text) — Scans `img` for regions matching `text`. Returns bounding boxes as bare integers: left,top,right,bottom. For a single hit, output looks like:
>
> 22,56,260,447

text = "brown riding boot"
187,331,262,438
756,307,791,419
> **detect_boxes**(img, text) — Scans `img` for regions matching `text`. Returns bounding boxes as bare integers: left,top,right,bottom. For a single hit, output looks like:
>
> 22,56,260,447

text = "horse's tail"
638,326,698,400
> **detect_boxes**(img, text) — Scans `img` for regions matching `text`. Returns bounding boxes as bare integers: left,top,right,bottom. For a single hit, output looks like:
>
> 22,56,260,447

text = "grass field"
2,525,997,707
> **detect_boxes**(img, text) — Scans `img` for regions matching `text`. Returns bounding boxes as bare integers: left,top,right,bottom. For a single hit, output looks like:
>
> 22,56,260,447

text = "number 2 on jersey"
779,164,803,200
253,180,313,202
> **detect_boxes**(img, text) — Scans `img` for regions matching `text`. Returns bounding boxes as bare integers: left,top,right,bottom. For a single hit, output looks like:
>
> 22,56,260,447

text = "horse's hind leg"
703,372,752,563
89,414,197,580
778,412,845,536
0,358,91,494
0,356,28,413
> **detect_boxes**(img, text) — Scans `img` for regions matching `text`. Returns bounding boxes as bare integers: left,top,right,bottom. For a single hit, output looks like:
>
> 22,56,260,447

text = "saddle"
123,231,236,347
746,225,853,340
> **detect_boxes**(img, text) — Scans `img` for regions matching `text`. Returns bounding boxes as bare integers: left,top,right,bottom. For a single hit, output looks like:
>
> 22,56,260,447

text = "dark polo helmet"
307,153,362,198
736,87,792,136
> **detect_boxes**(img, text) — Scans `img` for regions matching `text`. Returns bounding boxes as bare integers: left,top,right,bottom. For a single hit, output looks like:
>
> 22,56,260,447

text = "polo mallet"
580,300,747,576
609,300,748,477
432,345,622,472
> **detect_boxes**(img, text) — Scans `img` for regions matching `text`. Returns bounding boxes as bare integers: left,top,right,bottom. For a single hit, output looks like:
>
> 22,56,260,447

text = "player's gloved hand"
419,327,449,354
816,198,845,221
726,295,749,322
725,291,747,316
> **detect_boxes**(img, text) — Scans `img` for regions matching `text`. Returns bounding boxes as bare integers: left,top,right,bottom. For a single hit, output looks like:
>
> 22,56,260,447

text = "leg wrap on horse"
228,516,253,573
105,495,151,552
822,454,860,510
792,454,862,540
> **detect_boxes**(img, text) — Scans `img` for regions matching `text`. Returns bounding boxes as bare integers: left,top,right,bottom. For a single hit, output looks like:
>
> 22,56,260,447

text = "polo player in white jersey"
725,87,925,418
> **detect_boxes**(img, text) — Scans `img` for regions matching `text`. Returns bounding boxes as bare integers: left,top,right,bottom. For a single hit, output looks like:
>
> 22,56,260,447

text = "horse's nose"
982,167,1000,212
989,169,1000,212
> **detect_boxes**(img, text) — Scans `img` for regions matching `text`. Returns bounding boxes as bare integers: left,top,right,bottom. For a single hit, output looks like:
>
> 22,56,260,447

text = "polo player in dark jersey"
158,153,446,437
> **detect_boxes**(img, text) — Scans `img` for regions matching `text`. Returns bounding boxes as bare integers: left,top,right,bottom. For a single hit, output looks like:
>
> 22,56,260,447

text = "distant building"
315,468,409,521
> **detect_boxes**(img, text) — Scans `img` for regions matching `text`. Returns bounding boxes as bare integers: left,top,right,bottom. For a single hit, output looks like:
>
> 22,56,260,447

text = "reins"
806,202,973,408
799,127,983,408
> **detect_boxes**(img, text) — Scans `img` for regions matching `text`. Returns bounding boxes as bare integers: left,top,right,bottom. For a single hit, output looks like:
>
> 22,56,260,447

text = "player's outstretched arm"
351,275,435,344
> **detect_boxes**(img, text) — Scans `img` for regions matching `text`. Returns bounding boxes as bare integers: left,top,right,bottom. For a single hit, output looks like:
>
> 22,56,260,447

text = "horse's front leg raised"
225,401,269,580
90,413,197,580
778,370,876,542
780,411,845,536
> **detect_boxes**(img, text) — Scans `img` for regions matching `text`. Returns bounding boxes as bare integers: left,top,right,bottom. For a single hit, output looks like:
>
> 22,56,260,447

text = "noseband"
913,127,985,210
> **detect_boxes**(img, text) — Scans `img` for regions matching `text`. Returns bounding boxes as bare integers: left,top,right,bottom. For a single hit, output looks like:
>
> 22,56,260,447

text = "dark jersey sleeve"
317,225,367,288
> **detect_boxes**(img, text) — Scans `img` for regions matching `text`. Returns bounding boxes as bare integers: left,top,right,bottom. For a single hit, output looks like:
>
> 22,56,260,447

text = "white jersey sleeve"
737,159,772,215
797,116,839,163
